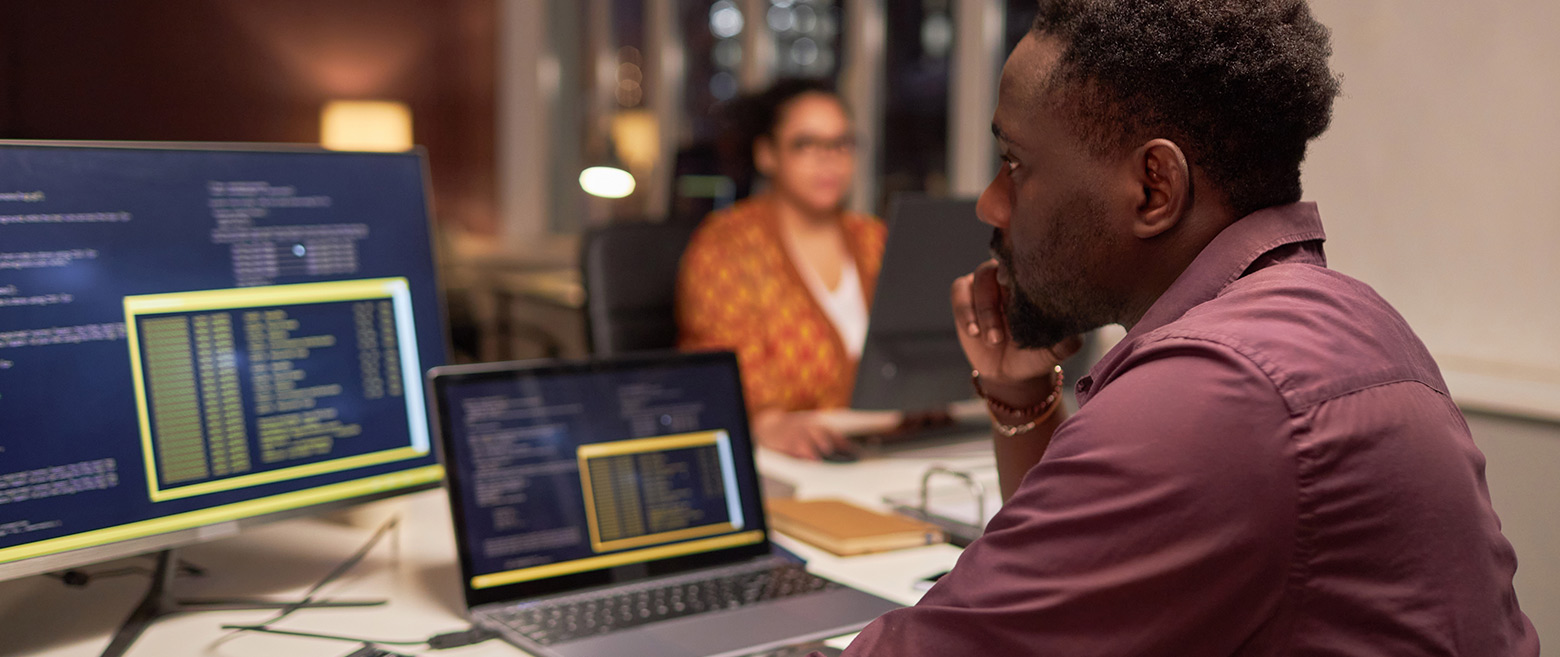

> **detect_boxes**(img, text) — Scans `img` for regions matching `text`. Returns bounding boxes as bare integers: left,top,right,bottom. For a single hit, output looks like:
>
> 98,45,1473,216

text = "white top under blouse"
787,246,869,360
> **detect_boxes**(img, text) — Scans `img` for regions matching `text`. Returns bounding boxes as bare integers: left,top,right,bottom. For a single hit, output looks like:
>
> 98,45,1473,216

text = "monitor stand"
100,548,384,657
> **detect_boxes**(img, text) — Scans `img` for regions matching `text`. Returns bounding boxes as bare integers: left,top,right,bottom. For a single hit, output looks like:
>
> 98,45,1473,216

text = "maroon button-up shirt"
838,203,1538,656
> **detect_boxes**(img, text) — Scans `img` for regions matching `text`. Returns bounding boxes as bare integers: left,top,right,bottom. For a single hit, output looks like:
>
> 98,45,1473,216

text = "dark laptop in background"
427,351,900,657
852,195,989,412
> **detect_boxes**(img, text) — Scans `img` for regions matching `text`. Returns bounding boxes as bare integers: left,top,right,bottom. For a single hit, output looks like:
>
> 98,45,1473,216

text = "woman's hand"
751,409,853,460
951,259,1083,403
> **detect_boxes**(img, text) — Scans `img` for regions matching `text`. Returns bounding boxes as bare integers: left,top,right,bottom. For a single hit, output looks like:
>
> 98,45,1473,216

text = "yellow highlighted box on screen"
123,278,408,314
143,447,428,501
123,278,427,501
0,465,442,566
576,431,725,460
471,530,766,589
577,431,733,552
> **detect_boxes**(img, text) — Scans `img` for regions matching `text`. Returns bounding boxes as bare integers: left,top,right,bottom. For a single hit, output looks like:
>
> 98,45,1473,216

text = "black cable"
343,646,414,657
425,627,499,649
237,515,401,631
218,515,497,651
219,624,425,646
219,623,497,651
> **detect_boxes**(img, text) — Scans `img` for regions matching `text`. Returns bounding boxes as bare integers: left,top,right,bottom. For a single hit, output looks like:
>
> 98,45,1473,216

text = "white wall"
1306,1,1560,644
1305,1,1560,420
1473,412,1560,647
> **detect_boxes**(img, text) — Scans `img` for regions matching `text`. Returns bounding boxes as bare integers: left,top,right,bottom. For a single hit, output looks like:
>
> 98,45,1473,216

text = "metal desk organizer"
883,466,992,547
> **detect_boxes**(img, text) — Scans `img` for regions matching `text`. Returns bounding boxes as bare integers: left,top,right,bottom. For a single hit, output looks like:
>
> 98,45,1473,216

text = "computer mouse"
819,449,859,463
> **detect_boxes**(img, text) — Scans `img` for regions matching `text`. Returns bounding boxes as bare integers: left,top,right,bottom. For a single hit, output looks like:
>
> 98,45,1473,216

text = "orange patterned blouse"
676,194,887,414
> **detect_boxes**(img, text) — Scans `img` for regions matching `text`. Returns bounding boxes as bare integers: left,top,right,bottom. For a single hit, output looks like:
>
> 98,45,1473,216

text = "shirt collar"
1077,202,1327,403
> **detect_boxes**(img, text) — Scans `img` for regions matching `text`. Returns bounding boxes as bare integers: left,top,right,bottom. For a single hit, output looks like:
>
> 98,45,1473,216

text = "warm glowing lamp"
609,110,659,172
579,166,637,199
320,100,413,152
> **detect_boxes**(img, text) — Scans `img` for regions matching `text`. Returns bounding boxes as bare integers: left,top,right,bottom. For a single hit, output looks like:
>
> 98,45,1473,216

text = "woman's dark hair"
701,78,844,201
1029,0,1341,217
721,78,843,168
746,77,843,140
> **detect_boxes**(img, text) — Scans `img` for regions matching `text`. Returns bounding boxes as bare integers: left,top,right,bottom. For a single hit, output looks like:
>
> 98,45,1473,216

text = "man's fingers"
970,261,1008,346
952,273,980,338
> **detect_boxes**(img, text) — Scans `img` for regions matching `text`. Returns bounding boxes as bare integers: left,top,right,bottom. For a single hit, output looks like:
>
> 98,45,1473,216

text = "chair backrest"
580,221,697,356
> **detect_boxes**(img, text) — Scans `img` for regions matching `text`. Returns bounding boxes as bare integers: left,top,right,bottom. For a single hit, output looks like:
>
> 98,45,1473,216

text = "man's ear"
1132,139,1191,239
753,135,777,177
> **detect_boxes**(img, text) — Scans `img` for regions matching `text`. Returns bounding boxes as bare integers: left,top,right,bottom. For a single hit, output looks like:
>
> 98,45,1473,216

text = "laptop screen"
429,352,771,606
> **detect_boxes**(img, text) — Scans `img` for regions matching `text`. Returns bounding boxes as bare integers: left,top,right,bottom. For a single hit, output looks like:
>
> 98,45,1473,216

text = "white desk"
0,438,993,657
757,435,997,608
757,434,996,507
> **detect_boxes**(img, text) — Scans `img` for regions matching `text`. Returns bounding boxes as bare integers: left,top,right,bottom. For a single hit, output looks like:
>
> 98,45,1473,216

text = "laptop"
851,195,990,412
427,351,901,657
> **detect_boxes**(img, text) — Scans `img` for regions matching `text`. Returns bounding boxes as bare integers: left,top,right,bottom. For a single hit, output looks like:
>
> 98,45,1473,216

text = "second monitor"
0,142,448,655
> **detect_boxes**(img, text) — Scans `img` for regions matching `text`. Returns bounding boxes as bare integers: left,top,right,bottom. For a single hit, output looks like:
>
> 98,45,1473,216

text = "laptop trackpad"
550,588,898,657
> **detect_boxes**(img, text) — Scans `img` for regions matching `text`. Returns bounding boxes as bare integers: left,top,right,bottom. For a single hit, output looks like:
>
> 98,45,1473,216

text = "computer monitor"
0,142,447,651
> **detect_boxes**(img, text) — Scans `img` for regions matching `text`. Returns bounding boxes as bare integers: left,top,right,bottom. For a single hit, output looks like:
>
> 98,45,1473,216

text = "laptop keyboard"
490,562,841,646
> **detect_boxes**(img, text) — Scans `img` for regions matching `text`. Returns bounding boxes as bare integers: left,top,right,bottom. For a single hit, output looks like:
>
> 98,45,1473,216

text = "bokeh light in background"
610,110,659,172
708,1,744,101
580,166,637,199
710,1,745,39
617,46,644,108
771,0,837,77
922,12,953,58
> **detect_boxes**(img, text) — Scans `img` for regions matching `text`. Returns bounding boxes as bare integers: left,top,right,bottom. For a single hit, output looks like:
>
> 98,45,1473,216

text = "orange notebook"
766,498,946,556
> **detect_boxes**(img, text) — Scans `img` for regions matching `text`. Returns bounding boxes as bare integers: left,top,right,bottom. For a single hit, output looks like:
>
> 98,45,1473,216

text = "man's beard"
990,195,1117,350
1005,275,1097,349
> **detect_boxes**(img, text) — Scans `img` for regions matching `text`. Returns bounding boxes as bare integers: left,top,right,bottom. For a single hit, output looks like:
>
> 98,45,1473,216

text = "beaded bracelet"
971,364,1064,437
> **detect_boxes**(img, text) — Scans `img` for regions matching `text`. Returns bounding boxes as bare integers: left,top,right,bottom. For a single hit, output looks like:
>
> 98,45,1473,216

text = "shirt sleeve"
840,339,1299,656
675,222,786,412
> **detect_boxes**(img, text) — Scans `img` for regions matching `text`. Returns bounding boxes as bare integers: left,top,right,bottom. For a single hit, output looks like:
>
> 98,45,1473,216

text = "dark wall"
0,0,498,235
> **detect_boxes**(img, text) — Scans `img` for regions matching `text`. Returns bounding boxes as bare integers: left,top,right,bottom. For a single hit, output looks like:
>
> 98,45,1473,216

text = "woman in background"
677,79,885,460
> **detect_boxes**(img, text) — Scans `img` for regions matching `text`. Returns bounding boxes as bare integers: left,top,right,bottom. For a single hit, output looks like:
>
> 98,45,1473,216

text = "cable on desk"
342,645,414,657
231,514,401,633
220,623,498,651
220,624,424,646
214,514,402,650
218,514,497,651
425,627,500,649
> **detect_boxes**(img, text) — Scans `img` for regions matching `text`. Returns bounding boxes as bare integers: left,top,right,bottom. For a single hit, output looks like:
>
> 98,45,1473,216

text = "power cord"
426,627,501,649
342,646,413,657
220,622,498,651
229,514,401,632
219,514,498,651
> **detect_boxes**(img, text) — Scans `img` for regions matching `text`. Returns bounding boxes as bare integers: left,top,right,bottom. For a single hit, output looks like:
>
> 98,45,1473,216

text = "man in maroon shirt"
835,1,1540,655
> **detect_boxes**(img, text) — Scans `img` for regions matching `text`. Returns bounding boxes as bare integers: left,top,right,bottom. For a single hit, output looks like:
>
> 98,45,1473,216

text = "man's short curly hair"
1030,0,1341,217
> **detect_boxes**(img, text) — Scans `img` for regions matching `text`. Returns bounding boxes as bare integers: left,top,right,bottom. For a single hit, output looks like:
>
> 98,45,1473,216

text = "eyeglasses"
784,135,857,158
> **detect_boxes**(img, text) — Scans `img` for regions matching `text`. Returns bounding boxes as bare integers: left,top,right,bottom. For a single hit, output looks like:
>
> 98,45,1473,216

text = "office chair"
580,221,698,355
